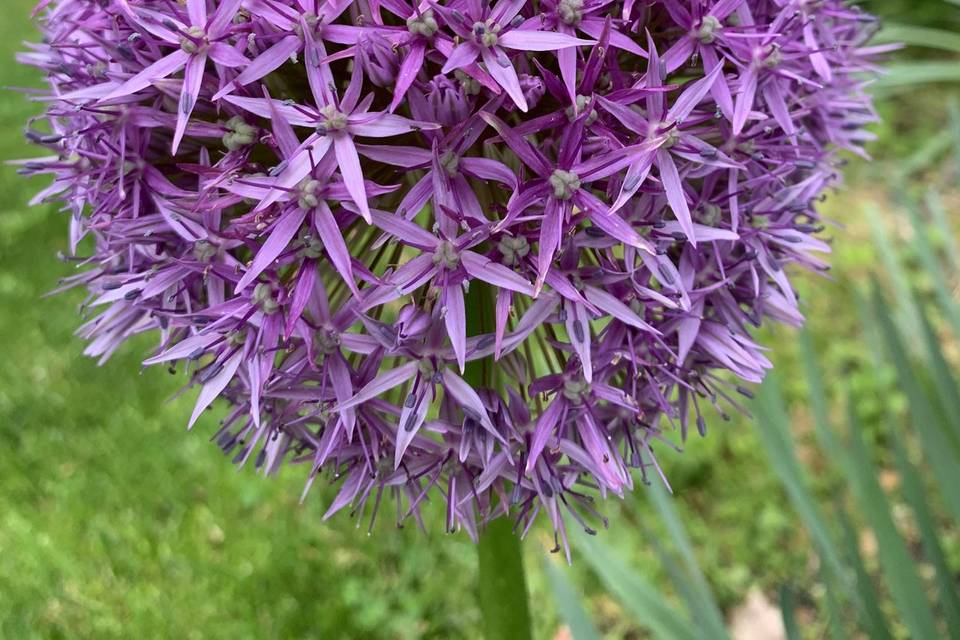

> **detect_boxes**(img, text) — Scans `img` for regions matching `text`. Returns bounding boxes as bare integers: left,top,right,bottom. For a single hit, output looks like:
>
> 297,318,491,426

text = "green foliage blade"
542,556,602,640
753,374,851,596
575,533,699,640
872,286,960,522
646,482,729,640
843,401,940,640
835,508,893,640
912,293,960,448
779,585,801,640
863,204,922,343
890,429,960,631
902,198,960,340
872,62,960,91
874,23,960,52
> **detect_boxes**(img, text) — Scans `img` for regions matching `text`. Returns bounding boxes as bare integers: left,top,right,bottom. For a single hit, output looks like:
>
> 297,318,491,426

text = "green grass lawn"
1,2,957,639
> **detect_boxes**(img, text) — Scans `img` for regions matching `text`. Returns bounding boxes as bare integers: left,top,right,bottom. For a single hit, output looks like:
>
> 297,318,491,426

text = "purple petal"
328,354,357,437
171,53,206,155
337,361,419,411
368,208,440,249
478,112,550,176
186,0,206,26
444,284,467,373
395,384,434,468
481,47,527,112
657,150,696,246
213,36,301,100
441,42,480,74
390,41,426,112
333,135,371,223
667,63,723,124
583,286,659,334
460,157,519,189
284,259,317,338
535,199,562,295
350,113,438,137
314,202,359,297
565,300,592,382
188,351,243,428
733,67,758,135
526,397,565,473
442,370,497,435
461,251,535,296
234,207,307,293
102,50,189,101
322,467,365,519
208,43,249,68
498,30,594,51
208,0,244,35
223,95,316,126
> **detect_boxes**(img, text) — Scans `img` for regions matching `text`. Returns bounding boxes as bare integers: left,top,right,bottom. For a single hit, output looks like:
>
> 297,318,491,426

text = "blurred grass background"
1,1,959,638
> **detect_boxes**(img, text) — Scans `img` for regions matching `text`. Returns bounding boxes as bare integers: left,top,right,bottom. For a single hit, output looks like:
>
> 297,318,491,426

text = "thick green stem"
464,281,532,640
478,518,533,640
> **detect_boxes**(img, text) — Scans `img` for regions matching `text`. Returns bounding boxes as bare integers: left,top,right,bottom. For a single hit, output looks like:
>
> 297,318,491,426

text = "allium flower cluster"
20,0,882,552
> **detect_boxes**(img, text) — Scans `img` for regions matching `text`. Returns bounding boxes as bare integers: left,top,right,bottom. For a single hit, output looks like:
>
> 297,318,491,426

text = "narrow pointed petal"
583,286,659,334
667,63,723,124
444,284,467,373
322,467,365,519
171,53,206,155
223,95,316,126
442,370,497,435
478,112,550,175
441,42,480,74
285,259,317,339
481,47,527,112
102,50,189,101
333,135,371,223
188,351,243,428
328,354,357,438
527,397,565,473
461,251,534,296
314,202,360,297
213,36,301,100
501,30,593,51
565,301,592,383
395,384,433,468
349,114,438,137
657,150,696,246
235,207,308,293
208,0,244,35
390,41,426,112
494,288,511,360
337,361,419,412
535,200,562,295
208,43,249,68
186,0,206,26
733,67,758,135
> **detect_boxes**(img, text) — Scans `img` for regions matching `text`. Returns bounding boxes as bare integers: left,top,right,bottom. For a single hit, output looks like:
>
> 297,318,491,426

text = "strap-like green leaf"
779,585,801,640
835,508,893,640
646,482,729,639
753,374,852,598
890,429,960,632
843,400,940,640
872,286,960,523
542,556,602,640
576,532,699,640
874,23,960,53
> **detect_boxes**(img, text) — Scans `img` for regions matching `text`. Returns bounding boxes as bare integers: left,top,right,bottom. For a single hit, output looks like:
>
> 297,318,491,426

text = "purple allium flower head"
20,0,884,556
